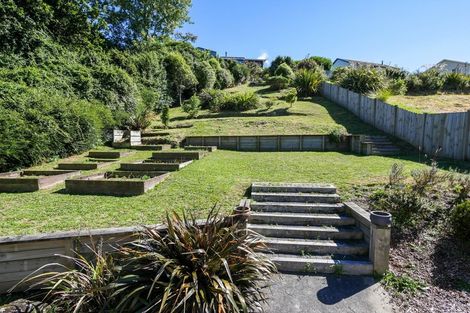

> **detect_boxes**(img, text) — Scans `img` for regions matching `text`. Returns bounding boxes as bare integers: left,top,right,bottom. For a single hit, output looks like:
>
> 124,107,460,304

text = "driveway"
263,274,393,313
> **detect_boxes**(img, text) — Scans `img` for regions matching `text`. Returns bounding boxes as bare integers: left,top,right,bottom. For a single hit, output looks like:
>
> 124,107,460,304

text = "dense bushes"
332,66,386,94
293,69,325,97
0,83,114,171
197,89,260,112
268,75,291,90
274,63,295,79
451,200,470,240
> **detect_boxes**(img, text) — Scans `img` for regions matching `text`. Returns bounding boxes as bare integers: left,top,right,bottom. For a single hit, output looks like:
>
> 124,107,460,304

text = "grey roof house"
430,59,470,75
331,58,399,71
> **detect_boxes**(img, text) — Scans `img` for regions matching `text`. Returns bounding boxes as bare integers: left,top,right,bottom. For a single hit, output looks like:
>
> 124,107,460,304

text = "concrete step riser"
272,259,373,275
248,215,355,226
266,242,368,256
249,227,363,240
252,194,340,203
251,204,344,214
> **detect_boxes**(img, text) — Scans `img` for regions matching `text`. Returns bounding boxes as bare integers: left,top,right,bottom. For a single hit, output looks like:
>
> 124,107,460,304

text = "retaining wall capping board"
151,151,207,161
321,82,470,161
119,160,192,172
56,161,115,171
183,145,218,152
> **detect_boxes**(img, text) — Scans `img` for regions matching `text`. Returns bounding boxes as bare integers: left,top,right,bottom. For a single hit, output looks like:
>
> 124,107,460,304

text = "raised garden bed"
119,160,192,172
184,145,217,152
65,171,170,196
87,151,133,159
132,144,172,151
150,151,207,161
0,170,80,192
56,161,115,171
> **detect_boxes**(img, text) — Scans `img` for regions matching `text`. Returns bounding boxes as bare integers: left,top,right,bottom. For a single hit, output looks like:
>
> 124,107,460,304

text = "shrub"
274,62,295,79
388,79,407,95
376,89,393,102
451,200,470,240
443,72,469,92
126,101,154,130
410,161,447,195
25,210,276,312
224,91,260,111
265,99,277,110
269,75,291,90
282,88,298,107
333,66,386,94
160,104,170,128
198,88,227,112
215,67,235,89
309,56,332,71
407,70,444,93
293,69,324,97
182,94,201,118
164,51,198,105
194,60,216,90
328,127,348,144
269,56,295,74
381,271,426,295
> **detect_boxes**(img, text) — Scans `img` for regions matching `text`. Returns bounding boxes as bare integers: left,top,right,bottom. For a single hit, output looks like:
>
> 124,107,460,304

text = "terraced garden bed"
65,171,170,196
0,170,80,192
119,160,192,172
87,151,134,159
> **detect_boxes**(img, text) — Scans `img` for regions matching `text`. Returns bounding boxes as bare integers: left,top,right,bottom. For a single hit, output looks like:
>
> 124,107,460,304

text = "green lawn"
388,93,470,113
3,85,469,236
0,149,435,236
154,85,382,142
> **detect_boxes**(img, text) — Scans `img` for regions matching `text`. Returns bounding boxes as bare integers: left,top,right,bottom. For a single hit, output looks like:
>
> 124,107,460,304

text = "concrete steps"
251,202,344,214
249,212,355,226
252,192,340,203
265,254,373,275
360,135,401,156
247,182,372,275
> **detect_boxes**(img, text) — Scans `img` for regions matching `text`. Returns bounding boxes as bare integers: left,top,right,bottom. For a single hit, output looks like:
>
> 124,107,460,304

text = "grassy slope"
388,93,470,113
155,85,381,142
2,85,468,236
0,149,431,236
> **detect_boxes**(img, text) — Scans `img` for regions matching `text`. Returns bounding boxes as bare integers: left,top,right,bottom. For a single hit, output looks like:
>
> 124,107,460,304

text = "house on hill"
331,58,399,71
220,55,266,68
430,59,470,75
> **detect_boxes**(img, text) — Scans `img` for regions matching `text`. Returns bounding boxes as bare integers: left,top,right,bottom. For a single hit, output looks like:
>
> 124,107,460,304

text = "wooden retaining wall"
320,82,470,160
184,135,351,152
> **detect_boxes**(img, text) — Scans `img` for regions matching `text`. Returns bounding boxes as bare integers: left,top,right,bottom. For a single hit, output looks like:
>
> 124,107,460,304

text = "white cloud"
257,51,269,61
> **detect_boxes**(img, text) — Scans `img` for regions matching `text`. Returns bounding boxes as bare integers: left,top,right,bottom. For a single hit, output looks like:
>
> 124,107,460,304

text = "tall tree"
103,0,192,46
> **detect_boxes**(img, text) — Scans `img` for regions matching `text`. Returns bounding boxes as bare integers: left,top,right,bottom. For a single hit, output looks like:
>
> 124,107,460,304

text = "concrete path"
263,274,393,313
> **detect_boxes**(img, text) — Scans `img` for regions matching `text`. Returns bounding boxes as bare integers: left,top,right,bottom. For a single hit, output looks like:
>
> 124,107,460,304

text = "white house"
331,58,399,71
431,59,470,75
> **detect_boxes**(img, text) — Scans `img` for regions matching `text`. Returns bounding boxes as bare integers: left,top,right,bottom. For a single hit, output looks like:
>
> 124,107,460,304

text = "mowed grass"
0,149,434,236
388,93,470,113
154,85,381,142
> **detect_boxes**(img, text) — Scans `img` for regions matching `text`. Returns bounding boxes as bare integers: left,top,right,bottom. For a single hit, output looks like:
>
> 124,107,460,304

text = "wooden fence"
184,135,351,152
320,82,470,160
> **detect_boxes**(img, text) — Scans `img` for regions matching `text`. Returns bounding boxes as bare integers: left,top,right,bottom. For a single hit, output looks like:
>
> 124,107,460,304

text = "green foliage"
215,67,235,89
293,69,325,97
298,56,332,71
376,89,393,102
407,69,444,93
269,75,291,90
328,127,348,144
160,104,170,128
269,56,294,74
26,210,276,312
102,0,192,46
264,99,277,110
443,72,470,92
274,62,295,79
182,94,201,118
332,66,386,94
388,78,407,95
198,88,227,112
451,200,470,240
282,88,298,107
194,60,216,90
0,82,114,171
223,91,260,111
164,51,198,105
381,271,426,295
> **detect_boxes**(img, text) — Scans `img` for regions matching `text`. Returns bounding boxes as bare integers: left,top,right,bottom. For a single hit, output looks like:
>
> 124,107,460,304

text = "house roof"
333,58,400,70
221,56,266,62
437,59,470,66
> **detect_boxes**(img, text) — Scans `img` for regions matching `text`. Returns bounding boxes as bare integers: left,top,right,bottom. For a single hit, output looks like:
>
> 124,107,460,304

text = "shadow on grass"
170,107,308,122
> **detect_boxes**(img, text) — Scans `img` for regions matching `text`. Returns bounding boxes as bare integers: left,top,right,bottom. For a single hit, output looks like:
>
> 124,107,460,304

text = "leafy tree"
160,103,170,127
309,56,332,71
102,0,192,46
164,51,197,105
182,94,201,118
194,60,216,90
283,88,298,108
269,56,294,74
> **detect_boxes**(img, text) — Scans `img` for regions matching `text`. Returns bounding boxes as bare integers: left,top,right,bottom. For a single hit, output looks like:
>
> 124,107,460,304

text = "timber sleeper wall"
184,135,351,152
320,82,470,160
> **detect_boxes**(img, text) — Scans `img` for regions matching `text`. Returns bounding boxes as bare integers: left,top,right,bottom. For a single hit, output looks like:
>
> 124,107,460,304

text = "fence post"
393,105,398,137
421,113,428,152
369,218,392,275
463,110,470,160
373,99,378,128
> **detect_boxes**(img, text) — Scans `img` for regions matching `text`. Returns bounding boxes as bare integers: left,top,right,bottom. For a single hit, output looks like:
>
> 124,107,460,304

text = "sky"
180,0,470,71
